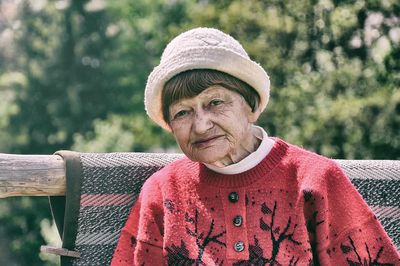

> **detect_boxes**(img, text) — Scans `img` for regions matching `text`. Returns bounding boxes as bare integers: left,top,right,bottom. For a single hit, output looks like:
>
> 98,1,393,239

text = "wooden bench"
1,152,399,265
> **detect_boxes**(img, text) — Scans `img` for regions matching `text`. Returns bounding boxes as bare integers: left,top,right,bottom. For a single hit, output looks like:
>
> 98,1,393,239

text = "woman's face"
168,85,260,166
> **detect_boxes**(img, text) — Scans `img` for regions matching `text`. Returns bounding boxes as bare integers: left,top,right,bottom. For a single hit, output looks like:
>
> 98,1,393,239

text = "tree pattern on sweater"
234,200,302,265
166,208,226,265
341,236,394,266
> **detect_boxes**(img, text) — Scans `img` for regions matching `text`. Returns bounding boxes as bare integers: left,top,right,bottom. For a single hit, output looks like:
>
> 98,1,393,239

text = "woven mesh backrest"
72,152,183,265
70,154,399,265
336,160,399,248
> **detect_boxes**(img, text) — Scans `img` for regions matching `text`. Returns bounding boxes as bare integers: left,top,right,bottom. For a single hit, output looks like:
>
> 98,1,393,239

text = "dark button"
234,241,245,252
228,192,239,203
233,215,243,227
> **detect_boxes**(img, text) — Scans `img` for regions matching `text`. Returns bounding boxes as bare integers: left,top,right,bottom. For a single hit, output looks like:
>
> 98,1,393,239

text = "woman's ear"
248,106,262,123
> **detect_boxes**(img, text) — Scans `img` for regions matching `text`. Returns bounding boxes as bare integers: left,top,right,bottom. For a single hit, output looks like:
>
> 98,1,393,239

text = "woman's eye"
209,99,223,107
173,110,189,119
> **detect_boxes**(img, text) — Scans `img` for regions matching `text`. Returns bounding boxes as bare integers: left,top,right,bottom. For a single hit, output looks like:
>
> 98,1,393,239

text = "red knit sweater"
111,139,400,265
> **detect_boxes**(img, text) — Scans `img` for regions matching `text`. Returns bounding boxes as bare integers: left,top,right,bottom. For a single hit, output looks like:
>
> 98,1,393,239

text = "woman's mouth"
192,135,224,148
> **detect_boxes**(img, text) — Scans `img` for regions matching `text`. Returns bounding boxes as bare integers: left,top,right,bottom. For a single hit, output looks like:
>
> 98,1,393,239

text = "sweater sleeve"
111,176,165,266
304,162,400,265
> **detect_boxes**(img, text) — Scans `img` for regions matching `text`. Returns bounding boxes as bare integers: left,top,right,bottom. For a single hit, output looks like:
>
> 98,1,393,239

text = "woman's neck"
204,126,275,174
209,126,262,167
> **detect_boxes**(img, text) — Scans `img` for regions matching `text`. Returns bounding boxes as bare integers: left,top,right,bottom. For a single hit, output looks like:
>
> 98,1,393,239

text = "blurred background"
0,0,399,265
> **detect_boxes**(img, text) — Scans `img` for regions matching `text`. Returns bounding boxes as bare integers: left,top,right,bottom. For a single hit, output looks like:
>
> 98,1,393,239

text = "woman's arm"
111,177,165,265
306,163,399,265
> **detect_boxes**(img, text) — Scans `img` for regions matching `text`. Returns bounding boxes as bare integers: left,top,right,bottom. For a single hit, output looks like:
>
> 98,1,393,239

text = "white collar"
204,126,275,175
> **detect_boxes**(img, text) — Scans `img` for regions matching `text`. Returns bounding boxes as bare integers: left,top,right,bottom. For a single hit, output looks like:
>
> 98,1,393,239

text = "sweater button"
233,215,243,227
234,241,245,252
228,192,239,203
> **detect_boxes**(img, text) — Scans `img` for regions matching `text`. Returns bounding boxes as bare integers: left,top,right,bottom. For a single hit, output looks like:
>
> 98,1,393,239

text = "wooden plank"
0,154,66,198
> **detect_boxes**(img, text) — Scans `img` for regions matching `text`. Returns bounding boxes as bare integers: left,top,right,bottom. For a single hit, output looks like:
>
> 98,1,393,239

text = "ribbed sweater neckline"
199,138,289,188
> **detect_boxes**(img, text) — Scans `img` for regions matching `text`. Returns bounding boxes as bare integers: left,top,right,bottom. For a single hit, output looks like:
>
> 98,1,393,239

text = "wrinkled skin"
168,85,261,167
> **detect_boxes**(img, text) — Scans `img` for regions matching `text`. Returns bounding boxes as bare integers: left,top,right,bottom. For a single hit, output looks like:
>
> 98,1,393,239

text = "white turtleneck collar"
204,126,275,175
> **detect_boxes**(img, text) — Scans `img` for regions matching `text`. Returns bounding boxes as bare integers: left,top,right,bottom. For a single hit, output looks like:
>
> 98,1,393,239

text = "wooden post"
0,154,66,198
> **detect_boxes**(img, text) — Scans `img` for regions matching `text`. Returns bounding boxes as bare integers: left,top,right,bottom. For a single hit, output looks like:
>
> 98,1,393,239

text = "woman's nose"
192,112,213,134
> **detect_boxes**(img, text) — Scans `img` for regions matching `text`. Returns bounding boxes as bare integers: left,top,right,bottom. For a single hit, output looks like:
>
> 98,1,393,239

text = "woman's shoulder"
144,156,200,184
277,138,338,167
274,138,343,179
267,138,348,196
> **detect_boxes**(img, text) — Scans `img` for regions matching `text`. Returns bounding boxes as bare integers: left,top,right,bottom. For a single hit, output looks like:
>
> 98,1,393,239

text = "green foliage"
0,197,52,265
0,0,399,264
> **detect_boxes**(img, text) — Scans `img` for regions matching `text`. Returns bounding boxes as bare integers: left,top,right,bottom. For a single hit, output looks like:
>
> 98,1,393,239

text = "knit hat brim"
145,47,270,132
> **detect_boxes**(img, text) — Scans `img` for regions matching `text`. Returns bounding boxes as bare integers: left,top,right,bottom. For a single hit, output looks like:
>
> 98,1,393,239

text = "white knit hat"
144,27,270,131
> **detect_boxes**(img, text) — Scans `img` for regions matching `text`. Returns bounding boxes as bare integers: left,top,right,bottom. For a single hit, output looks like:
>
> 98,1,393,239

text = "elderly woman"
112,28,399,265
